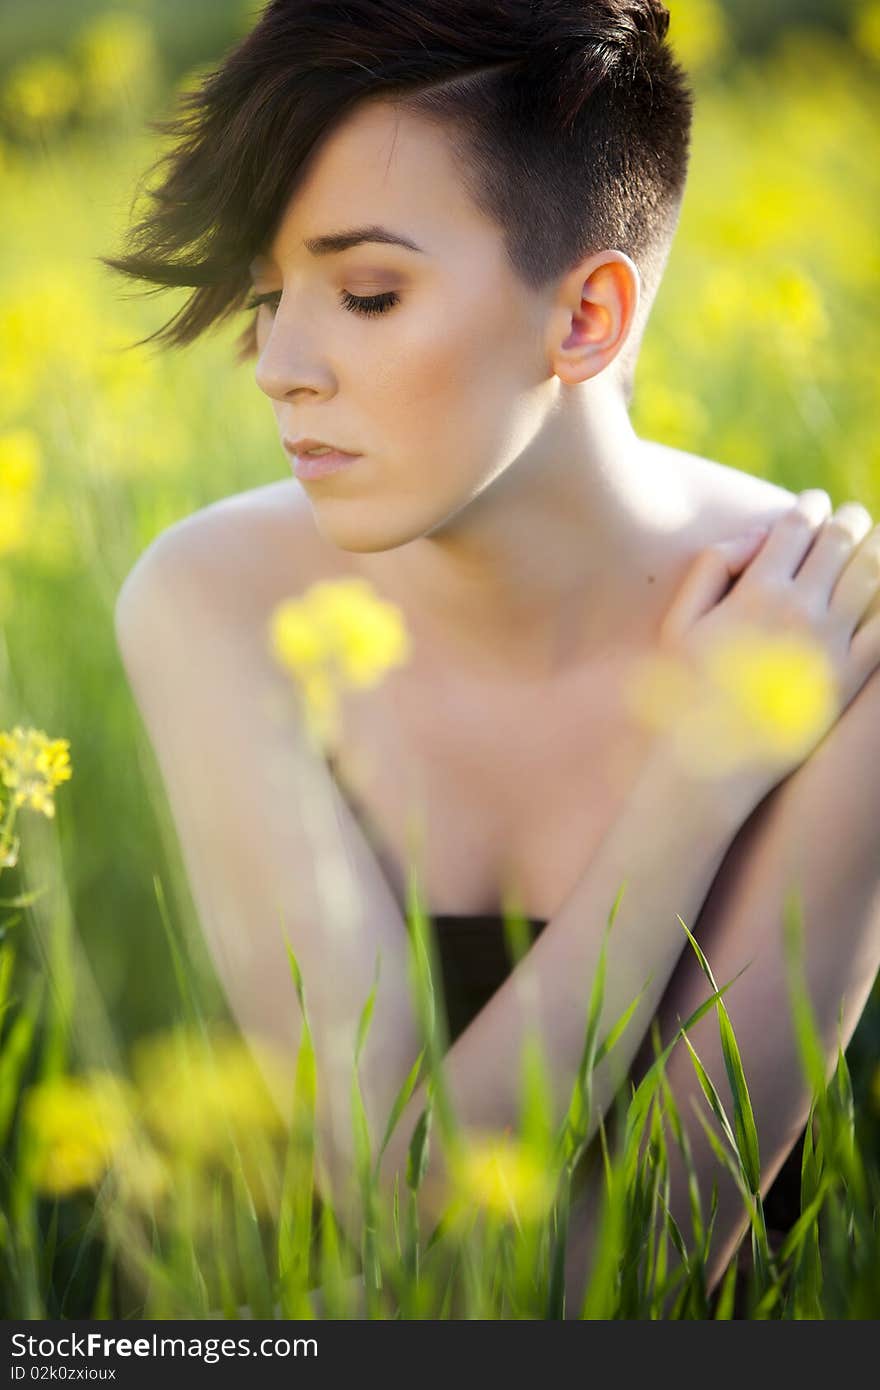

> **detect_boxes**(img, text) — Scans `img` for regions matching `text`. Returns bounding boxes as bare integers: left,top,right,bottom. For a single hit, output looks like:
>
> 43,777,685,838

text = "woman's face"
251,98,555,552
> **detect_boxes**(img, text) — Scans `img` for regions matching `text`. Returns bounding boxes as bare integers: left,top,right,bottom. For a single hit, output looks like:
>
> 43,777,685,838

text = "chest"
323,646,658,921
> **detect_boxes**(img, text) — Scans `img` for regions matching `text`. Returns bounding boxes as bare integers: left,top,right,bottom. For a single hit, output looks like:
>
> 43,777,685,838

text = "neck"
358,382,698,680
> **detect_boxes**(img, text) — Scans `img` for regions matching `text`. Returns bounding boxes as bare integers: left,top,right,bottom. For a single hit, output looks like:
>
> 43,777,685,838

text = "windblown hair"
100,0,694,404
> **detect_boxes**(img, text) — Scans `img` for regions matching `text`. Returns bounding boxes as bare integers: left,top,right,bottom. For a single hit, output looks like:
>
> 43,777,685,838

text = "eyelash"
245,288,400,318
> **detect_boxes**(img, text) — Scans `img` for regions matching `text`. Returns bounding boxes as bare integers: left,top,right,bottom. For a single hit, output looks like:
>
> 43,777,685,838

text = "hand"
651,489,880,807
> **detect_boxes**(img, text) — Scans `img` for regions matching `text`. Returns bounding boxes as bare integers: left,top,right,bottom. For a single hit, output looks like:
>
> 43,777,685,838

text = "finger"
831,525,880,638
661,528,770,641
795,502,874,601
849,607,880,697
746,489,833,581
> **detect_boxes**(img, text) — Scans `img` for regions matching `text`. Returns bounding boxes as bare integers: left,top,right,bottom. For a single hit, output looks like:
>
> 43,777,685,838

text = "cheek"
365,303,514,454
367,314,484,405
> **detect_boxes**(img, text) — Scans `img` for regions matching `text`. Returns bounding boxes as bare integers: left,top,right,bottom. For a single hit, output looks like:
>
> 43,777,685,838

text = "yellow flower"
23,1073,136,1197
131,1027,293,1213
72,13,158,119
624,627,837,778
0,726,73,819
1,54,79,136
703,626,836,755
1,278,107,389
270,577,411,744
0,428,41,556
270,603,327,670
0,427,40,496
0,305,40,419
446,1131,557,1228
757,265,829,367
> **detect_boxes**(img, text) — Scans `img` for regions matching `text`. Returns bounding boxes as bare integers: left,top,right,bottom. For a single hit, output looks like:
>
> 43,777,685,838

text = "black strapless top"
324,754,549,1043
429,912,549,1043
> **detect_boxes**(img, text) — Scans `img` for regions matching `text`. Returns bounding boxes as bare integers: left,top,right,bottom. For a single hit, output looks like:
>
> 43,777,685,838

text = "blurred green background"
1,0,879,1231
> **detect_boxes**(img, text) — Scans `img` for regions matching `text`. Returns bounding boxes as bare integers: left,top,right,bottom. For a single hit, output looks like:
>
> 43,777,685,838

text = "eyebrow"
251,224,427,278
305,224,427,257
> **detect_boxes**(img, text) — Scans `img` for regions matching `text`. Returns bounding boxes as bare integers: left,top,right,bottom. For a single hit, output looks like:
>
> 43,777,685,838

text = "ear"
548,251,641,386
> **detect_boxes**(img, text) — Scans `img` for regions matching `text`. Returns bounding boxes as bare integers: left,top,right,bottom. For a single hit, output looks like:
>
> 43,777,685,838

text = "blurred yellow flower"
270,577,411,744
446,1131,557,1228
1,278,106,388
673,257,828,387
703,626,837,755
72,12,158,119
624,627,837,779
129,1026,294,1214
0,726,73,819
1,54,79,136
0,427,41,545
23,1073,136,1197
758,265,829,367
0,306,39,420
0,426,40,484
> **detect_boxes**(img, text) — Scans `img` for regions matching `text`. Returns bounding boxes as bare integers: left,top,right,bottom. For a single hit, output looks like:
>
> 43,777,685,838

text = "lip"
284,436,360,456
283,439,361,483
283,439,363,481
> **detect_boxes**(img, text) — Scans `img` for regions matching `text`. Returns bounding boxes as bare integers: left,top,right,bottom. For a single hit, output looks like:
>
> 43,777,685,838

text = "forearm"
625,768,880,1299
565,678,880,1313
377,741,754,1235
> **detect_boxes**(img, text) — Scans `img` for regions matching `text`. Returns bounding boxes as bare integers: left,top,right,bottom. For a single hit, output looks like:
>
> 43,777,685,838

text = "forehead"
252,100,501,274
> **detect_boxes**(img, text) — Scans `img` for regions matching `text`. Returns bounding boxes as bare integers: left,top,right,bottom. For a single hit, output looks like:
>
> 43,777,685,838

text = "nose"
253,310,331,402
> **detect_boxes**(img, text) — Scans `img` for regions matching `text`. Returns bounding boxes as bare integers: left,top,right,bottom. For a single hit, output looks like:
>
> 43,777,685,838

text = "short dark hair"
99,0,694,405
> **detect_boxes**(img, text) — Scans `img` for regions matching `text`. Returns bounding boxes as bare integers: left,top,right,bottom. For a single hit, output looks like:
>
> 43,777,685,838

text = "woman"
106,1,880,1314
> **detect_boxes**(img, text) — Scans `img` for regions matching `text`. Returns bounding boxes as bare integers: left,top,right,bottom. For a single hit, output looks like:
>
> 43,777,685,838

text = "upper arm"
115,517,422,1220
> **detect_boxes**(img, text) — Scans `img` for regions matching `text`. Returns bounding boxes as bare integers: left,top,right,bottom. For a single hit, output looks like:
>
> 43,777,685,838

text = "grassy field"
1,6,879,1317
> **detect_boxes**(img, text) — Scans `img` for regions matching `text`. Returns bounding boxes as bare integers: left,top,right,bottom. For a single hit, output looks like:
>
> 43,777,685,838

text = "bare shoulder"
115,478,332,640
642,440,801,534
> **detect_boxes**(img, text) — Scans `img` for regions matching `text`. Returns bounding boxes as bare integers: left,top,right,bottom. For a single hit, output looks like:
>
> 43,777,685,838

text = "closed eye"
245,289,400,318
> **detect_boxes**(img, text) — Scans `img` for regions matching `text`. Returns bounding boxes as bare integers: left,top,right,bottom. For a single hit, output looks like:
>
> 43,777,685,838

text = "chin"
306,503,428,554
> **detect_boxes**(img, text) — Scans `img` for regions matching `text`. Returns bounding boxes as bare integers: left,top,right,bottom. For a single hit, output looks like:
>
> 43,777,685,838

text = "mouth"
283,439,363,482
283,436,361,458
